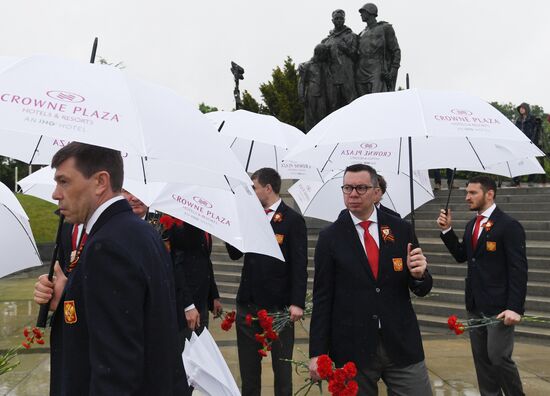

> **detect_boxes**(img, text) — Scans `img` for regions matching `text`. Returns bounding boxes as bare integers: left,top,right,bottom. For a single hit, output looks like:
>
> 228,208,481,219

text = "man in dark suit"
437,175,527,396
167,221,222,336
309,164,433,395
33,142,186,395
227,167,308,396
375,175,401,218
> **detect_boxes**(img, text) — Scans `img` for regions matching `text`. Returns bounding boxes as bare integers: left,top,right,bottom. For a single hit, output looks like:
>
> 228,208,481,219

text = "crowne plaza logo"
46,90,85,103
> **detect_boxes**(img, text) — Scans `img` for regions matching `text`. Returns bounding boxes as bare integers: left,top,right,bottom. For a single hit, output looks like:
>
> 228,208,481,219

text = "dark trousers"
236,304,294,396
468,312,524,396
433,168,454,186
355,335,432,396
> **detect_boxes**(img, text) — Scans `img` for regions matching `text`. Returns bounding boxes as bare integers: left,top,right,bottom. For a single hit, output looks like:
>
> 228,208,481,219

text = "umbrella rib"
397,137,402,174
274,145,278,172
28,135,43,165
140,156,148,184
400,171,435,197
321,143,339,172
466,137,486,170
224,175,235,194
245,140,255,172
2,203,41,264
229,137,238,149
302,172,342,215
506,161,512,178
382,191,398,212
217,120,226,132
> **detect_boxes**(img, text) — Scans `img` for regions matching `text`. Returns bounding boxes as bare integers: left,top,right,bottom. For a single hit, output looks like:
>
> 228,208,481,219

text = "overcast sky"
2,1,548,112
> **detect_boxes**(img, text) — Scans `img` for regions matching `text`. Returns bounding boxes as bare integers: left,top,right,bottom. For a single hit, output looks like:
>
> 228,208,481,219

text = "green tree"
0,157,29,192
198,102,218,114
240,90,262,114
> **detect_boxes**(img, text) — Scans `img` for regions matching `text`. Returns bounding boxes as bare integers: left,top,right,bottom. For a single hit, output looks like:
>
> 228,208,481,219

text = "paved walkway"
2,271,550,395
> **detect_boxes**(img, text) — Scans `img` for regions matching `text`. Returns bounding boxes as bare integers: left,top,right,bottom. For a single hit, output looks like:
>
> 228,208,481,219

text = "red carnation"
343,380,359,396
333,367,347,384
36,338,45,345
245,314,253,326
221,320,232,331
254,333,266,344
343,362,357,379
22,342,30,349
266,329,279,341
328,378,346,394
316,354,334,379
23,328,30,337
447,315,458,330
257,309,268,320
258,349,268,357
454,323,465,335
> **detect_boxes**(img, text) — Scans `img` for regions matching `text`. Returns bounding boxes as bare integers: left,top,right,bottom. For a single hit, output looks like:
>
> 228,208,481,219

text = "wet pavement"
2,267,550,395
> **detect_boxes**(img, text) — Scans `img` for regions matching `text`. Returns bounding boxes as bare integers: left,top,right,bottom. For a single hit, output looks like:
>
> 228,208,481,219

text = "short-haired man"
309,163,432,395
227,167,308,396
374,175,401,218
437,175,527,395
33,142,186,395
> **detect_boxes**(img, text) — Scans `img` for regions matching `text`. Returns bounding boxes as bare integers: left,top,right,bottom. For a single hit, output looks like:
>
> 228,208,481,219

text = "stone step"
423,252,550,269
414,219,550,231
432,275,550,297
429,288,550,312
428,262,550,281
414,211,550,221
418,238,550,256
416,227,550,241
422,202,550,212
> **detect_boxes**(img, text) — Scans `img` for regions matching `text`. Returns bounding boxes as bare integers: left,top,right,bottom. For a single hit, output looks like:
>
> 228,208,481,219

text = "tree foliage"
240,57,305,132
198,102,218,114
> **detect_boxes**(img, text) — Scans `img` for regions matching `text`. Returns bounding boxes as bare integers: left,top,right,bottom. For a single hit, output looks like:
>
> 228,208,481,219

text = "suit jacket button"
375,288,380,293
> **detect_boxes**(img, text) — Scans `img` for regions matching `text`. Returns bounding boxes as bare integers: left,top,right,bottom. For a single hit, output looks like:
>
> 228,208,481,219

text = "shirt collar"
268,198,282,213
85,195,125,234
478,203,496,219
349,206,378,226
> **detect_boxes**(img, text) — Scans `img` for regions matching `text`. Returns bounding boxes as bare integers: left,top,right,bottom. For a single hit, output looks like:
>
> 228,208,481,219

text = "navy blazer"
440,206,528,315
309,209,432,368
50,199,185,395
227,200,308,310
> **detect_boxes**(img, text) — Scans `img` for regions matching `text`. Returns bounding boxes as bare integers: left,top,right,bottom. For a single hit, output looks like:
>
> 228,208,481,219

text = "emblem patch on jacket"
381,226,395,243
64,300,78,324
392,258,403,271
275,233,284,245
486,241,497,252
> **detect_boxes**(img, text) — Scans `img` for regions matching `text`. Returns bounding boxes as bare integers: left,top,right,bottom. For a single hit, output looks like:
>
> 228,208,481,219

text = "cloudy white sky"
2,0,548,112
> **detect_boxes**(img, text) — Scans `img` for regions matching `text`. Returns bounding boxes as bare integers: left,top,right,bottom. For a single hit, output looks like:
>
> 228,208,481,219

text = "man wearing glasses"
308,163,433,395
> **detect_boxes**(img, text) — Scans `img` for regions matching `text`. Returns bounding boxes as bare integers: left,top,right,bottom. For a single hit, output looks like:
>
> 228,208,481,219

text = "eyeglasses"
341,184,376,195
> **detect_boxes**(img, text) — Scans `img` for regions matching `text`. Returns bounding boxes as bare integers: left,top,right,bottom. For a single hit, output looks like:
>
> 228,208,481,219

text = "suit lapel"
376,209,391,281
88,199,132,238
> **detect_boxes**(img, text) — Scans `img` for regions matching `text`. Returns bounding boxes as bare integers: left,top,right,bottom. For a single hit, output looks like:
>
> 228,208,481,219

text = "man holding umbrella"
33,142,187,395
437,175,527,395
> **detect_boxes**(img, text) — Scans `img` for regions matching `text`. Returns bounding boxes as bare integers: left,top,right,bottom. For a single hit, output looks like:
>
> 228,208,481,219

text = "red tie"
359,221,379,279
71,225,79,250
264,209,273,215
471,215,484,250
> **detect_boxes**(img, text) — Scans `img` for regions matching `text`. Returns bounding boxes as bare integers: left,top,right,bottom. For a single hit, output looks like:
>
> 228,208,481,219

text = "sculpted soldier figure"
298,44,329,132
321,9,358,112
356,3,401,96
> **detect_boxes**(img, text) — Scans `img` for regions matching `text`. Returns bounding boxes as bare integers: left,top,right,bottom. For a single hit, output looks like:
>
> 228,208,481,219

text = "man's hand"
309,356,321,381
407,243,427,280
211,298,223,317
497,310,521,326
185,308,200,330
437,208,452,230
33,261,67,311
289,305,304,322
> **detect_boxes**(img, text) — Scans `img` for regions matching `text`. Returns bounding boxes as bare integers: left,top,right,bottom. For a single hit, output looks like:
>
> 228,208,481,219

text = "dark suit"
377,203,401,219
441,205,527,395
227,200,308,396
310,209,432,394
168,222,219,332
50,199,186,395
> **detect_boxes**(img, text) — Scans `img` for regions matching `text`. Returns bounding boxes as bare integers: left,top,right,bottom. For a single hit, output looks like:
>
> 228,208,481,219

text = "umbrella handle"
443,168,457,214
36,214,65,327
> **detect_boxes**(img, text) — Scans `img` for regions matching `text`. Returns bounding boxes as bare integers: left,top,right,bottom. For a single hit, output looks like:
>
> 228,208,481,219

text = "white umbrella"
182,329,240,396
289,169,434,222
0,182,42,277
0,55,250,188
464,157,545,178
19,167,284,261
205,110,314,178
284,89,545,172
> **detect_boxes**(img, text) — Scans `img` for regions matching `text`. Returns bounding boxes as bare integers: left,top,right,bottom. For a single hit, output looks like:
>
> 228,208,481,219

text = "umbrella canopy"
205,110,313,178
19,167,284,260
463,157,546,178
0,55,250,187
0,182,42,277
182,329,240,396
289,170,434,222
284,89,545,172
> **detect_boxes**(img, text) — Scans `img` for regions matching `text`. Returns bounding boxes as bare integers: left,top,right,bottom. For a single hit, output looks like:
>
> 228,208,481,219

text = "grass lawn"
16,194,58,243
